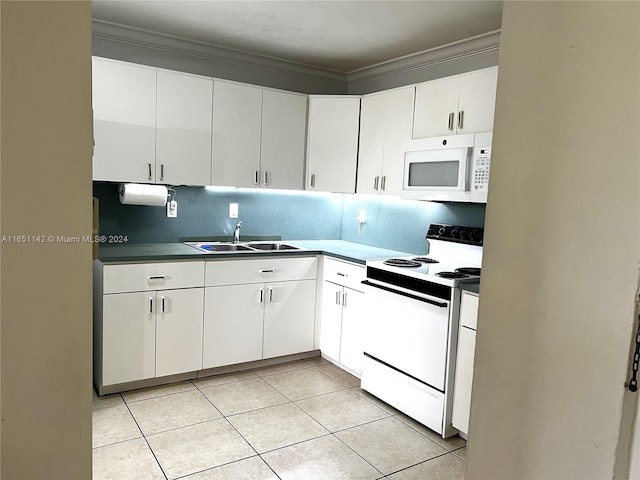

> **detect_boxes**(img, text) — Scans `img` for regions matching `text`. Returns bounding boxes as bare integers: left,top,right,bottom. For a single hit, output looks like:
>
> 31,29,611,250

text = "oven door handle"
361,280,449,308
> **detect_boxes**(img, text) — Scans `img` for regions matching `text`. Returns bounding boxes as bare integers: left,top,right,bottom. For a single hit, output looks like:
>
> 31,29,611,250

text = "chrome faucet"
232,221,242,243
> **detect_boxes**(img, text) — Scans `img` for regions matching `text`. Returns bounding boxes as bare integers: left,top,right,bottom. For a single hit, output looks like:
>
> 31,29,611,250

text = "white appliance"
361,224,483,438
401,132,492,203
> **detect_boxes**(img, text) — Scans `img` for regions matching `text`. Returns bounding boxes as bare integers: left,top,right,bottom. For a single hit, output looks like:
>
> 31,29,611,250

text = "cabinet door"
457,67,498,135
413,75,460,138
203,284,264,369
319,282,343,362
156,71,213,186
339,287,365,375
212,81,262,187
452,326,476,434
379,86,415,196
263,280,317,358
92,58,157,183
102,292,156,385
356,93,386,194
156,288,204,377
306,96,360,193
261,90,307,190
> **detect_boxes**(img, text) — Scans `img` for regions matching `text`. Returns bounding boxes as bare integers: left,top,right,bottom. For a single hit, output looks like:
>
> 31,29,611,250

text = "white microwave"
401,132,492,203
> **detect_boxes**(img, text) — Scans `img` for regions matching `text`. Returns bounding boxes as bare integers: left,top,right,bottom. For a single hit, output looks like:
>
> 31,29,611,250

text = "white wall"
467,2,640,479
0,1,93,477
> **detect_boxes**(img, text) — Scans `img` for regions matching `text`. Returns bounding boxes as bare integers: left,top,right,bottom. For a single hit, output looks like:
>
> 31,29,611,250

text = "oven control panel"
426,224,484,246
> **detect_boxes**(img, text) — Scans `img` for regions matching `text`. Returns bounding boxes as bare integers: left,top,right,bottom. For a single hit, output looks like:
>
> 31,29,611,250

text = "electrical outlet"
167,200,177,218
229,203,239,219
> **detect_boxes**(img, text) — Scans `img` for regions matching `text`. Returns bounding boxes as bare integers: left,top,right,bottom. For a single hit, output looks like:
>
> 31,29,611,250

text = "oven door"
362,281,450,391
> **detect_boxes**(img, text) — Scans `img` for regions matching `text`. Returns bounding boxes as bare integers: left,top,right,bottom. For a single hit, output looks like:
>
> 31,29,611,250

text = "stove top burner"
413,257,439,264
455,267,481,276
435,271,469,279
383,258,421,268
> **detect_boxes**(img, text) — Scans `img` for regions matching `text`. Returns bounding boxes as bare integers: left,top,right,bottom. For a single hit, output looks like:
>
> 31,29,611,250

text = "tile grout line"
120,392,170,480
191,378,285,480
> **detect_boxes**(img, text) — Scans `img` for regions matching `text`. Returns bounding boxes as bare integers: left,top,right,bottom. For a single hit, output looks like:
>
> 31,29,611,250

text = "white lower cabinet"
95,260,205,391
203,257,318,369
319,258,366,375
102,287,204,384
155,288,205,377
452,291,480,435
263,280,317,358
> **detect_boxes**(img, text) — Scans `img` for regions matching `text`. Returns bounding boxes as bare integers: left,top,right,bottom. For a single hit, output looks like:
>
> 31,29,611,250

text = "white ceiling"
91,1,503,73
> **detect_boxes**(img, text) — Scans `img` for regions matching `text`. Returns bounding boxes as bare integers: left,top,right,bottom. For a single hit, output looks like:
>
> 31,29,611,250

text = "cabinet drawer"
323,257,366,291
205,256,317,286
460,292,479,330
103,261,205,294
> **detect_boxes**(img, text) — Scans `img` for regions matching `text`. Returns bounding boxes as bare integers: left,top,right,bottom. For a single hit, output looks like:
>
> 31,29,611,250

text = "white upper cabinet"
92,57,213,186
156,71,213,186
306,96,361,193
260,89,308,190
211,81,263,188
92,57,157,183
357,86,415,195
212,81,308,190
413,67,498,138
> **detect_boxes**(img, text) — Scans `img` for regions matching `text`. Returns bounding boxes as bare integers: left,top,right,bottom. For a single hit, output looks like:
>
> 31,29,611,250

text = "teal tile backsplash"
93,182,485,252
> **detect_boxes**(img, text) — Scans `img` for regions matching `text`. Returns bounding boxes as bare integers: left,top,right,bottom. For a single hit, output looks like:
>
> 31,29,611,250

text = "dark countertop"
460,281,480,294
97,240,416,265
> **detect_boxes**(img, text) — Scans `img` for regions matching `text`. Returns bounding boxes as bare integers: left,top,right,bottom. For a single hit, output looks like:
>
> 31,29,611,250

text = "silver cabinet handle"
259,288,264,303
458,110,464,129
149,297,154,313
254,170,259,186
148,163,153,180
264,171,269,186
160,296,166,313
160,164,164,182
268,287,273,303
259,268,274,274
310,174,316,188
342,291,347,307
373,176,379,191
381,176,386,191
148,275,165,281
337,272,347,277
448,112,455,130
335,291,340,305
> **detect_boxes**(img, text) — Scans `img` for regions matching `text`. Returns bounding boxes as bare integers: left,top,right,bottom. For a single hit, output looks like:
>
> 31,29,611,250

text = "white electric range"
361,224,483,438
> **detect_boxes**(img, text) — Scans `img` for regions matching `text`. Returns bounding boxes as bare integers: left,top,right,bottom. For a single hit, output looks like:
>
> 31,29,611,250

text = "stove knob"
459,230,468,240
450,228,459,239
438,227,446,235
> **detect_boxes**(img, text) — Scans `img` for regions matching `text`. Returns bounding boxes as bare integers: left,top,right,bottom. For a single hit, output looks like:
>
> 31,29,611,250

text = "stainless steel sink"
184,241,302,253
246,242,300,251
185,242,255,253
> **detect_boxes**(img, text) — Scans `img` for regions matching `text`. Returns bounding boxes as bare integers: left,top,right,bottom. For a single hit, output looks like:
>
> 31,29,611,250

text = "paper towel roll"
119,183,168,206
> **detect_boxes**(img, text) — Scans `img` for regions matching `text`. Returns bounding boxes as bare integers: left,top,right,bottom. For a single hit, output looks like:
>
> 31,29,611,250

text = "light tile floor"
93,357,466,480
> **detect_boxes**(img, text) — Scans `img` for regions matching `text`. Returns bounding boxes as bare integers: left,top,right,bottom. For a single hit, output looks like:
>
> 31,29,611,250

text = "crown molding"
347,30,501,88
92,20,348,88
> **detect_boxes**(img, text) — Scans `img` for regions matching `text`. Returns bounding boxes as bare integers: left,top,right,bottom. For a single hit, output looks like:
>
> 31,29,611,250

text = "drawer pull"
148,275,166,281
343,292,348,307
259,269,274,274
149,297,154,313
268,287,273,303
336,291,340,305
259,288,264,303
161,296,166,313
337,272,347,277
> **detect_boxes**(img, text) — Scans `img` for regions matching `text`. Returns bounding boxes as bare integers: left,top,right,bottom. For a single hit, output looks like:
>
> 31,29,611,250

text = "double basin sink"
185,241,303,254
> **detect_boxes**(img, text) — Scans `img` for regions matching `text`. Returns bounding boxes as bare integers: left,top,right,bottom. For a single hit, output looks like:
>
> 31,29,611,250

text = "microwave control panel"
471,146,491,192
